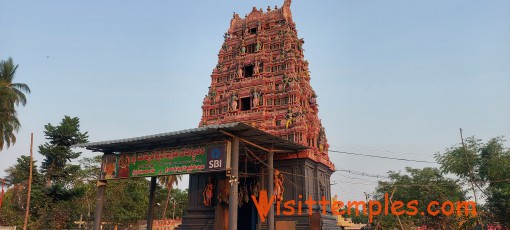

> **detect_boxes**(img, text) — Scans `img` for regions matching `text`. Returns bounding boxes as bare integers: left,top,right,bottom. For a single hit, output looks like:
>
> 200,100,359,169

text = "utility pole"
364,192,370,229
23,133,34,230
172,198,176,220
0,179,5,208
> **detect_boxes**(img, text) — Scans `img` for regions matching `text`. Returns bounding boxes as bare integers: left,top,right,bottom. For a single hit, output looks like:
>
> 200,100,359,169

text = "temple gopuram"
182,0,339,229
77,1,341,229
199,1,333,170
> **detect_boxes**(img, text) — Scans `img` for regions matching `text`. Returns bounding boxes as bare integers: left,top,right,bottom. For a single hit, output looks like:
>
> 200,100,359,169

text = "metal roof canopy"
73,122,308,153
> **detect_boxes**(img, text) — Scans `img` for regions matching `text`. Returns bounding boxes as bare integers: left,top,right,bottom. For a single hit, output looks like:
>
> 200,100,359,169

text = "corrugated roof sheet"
73,122,308,153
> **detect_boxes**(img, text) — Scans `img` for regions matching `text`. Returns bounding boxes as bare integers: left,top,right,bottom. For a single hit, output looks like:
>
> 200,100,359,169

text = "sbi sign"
206,144,227,171
209,147,222,168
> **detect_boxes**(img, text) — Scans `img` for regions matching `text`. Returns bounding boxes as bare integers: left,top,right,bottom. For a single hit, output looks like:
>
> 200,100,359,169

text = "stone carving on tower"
199,0,334,169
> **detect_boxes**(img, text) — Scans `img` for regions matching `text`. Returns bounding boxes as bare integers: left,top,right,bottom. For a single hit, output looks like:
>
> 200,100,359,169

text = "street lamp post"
170,196,176,220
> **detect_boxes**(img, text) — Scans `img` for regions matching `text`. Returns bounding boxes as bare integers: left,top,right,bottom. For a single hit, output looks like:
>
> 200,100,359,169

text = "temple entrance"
237,177,258,230
76,123,310,230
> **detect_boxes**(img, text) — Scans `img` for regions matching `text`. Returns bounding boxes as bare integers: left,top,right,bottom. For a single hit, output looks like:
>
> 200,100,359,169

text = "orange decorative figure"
118,155,130,178
203,176,215,207
274,170,285,202
103,155,117,179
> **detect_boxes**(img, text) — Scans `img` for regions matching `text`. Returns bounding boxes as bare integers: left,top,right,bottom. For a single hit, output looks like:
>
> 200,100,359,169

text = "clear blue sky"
1,0,509,202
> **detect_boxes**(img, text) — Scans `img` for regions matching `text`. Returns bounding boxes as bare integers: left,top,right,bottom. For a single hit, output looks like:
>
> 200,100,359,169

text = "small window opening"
247,44,257,54
249,28,257,34
240,97,252,111
288,134,294,142
243,65,254,77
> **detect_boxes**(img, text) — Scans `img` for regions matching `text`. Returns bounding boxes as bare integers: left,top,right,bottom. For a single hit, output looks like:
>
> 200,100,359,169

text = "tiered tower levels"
199,0,334,169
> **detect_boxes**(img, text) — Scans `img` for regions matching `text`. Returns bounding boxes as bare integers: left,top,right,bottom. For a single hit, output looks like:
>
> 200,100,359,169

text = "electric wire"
329,145,435,156
328,149,436,164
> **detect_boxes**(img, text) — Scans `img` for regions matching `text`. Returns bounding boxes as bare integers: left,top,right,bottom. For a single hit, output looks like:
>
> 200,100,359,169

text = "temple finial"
284,0,292,7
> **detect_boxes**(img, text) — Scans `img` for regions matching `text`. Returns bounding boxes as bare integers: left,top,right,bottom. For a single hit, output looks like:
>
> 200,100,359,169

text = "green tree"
77,155,102,221
436,136,510,226
103,178,150,228
0,57,31,150
0,156,45,229
158,175,182,219
39,116,88,186
342,206,369,224
155,187,188,220
36,116,89,229
372,167,474,229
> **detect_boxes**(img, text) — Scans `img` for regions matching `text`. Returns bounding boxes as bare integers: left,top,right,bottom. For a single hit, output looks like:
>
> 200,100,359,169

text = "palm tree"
0,57,30,150
158,175,182,219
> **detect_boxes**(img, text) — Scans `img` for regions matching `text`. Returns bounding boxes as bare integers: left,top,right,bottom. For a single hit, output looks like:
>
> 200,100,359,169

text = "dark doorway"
243,65,254,77
240,97,252,111
237,178,258,230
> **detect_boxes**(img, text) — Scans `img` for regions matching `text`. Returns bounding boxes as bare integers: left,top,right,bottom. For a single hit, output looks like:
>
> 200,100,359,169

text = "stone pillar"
267,151,274,230
147,176,157,229
228,137,240,230
94,180,107,230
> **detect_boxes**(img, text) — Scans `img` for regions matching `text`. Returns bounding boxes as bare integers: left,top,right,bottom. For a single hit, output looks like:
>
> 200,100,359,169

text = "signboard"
100,142,230,180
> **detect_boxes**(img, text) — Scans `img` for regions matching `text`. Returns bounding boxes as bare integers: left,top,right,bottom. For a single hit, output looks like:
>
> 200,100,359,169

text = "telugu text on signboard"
100,142,230,180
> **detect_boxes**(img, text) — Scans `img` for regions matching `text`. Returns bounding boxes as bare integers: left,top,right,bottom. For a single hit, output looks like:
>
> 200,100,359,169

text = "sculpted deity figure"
284,41,291,51
203,176,215,207
274,170,285,202
237,65,244,78
282,74,290,92
318,126,326,151
229,93,239,111
240,40,246,54
254,60,260,74
252,90,261,108
208,87,217,105
285,108,294,129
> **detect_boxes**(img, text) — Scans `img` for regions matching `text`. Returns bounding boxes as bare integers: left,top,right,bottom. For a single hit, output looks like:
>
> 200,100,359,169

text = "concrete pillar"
94,180,107,230
228,137,240,230
267,151,274,230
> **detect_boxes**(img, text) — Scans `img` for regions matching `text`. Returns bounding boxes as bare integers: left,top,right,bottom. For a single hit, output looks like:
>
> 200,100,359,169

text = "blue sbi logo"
211,148,221,159
209,147,223,169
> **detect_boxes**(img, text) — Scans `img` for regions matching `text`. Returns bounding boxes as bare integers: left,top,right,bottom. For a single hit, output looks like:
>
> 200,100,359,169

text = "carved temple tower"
199,1,334,170
180,1,339,229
